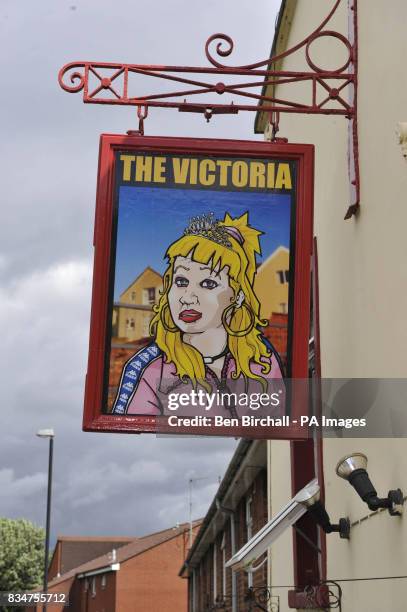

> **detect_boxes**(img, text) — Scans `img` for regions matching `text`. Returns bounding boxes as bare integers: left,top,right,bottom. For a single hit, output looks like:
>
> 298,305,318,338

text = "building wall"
116,533,189,612
265,1,407,610
190,469,268,612
27,572,116,612
254,246,290,318
116,267,162,341
48,541,61,582
24,577,74,612
267,441,294,608
266,0,407,376
77,572,116,612
263,312,288,370
48,539,132,582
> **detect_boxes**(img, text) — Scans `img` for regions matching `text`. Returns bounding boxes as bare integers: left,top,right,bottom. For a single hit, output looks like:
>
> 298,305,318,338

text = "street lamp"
335,452,404,515
36,429,55,611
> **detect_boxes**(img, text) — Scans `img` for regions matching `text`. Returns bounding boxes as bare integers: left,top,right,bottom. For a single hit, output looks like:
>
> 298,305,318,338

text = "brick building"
48,536,134,581
26,522,201,612
180,440,271,612
112,266,162,342
254,246,290,319
264,312,288,371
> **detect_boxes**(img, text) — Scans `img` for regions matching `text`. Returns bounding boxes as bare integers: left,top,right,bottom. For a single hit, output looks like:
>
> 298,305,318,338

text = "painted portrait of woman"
111,211,284,416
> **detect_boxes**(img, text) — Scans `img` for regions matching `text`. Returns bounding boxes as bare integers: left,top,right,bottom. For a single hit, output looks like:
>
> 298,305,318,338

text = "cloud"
0,469,47,517
0,259,92,393
66,460,170,509
0,254,236,536
0,0,280,541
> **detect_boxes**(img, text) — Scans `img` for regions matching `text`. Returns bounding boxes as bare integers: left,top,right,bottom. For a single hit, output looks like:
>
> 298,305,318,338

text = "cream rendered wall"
266,1,407,610
267,441,294,607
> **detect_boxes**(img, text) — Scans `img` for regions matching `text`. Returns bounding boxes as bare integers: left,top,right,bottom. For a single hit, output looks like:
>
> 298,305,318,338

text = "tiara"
183,213,243,248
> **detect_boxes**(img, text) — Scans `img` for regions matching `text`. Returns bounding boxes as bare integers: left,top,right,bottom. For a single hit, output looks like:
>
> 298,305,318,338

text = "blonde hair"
150,212,271,389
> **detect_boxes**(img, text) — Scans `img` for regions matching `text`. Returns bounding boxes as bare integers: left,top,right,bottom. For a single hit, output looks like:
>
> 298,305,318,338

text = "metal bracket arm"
58,0,359,218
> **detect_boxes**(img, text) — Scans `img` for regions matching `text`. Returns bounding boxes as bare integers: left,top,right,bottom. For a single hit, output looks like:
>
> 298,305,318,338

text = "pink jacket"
112,343,284,418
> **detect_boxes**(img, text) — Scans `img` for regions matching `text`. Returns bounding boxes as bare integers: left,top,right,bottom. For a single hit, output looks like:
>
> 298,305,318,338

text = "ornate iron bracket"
288,581,342,610
58,0,358,219
245,588,280,612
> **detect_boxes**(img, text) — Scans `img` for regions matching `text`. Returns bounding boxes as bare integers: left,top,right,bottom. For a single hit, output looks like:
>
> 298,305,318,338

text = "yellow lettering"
275,163,292,189
120,155,135,181
249,161,266,188
154,157,167,183
216,160,232,186
172,158,190,184
267,163,275,188
135,156,152,182
231,161,249,188
189,159,198,185
199,159,216,186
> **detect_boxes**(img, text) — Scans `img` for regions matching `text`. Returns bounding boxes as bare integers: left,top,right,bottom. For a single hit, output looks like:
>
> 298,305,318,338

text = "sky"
0,0,281,543
114,186,291,298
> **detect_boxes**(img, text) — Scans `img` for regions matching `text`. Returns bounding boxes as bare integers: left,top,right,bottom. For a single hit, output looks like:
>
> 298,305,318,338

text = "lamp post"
36,429,55,612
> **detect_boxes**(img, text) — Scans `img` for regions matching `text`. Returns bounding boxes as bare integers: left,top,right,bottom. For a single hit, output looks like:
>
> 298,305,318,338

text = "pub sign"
83,135,314,438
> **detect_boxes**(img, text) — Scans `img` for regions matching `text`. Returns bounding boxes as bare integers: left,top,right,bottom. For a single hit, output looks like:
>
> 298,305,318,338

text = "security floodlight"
336,452,367,478
294,480,321,506
336,452,404,516
225,479,349,572
36,428,55,438
291,480,350,537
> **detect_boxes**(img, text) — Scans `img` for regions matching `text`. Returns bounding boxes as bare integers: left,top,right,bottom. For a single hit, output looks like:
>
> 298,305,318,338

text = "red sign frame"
83,134,314,439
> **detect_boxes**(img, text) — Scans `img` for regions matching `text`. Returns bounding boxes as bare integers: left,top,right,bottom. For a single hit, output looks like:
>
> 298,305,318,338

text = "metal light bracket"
336,454,405,516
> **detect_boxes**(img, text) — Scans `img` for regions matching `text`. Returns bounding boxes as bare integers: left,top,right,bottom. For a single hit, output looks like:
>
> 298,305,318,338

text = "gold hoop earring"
222,302,255,337
160,303,178,332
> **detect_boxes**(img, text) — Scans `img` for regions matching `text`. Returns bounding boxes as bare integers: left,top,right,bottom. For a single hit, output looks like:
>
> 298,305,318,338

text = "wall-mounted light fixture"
336,453,404,516
296,482,350,539
226,480,348,573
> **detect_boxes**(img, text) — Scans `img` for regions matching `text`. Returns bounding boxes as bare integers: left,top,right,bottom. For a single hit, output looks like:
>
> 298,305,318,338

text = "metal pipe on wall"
230,514,237,612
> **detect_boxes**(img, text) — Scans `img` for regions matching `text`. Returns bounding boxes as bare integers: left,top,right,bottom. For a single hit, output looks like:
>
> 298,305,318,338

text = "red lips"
179,309,202,323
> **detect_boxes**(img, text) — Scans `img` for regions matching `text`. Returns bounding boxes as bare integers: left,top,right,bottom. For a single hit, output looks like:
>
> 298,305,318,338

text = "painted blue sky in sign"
114,186,291,299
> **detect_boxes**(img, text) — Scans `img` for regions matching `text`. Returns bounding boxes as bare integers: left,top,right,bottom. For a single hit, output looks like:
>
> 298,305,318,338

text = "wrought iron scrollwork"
59,0,355,116
245,587,279,612
58,0,359,218
301,581,342,610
